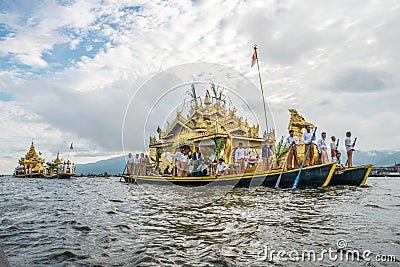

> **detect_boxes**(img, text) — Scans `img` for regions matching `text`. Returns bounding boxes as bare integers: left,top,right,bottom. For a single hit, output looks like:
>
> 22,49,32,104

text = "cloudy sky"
1,0,399,173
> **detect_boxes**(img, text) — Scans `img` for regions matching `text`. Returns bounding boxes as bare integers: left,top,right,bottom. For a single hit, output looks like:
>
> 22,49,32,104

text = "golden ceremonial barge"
13,142,76,179
121,85,372,188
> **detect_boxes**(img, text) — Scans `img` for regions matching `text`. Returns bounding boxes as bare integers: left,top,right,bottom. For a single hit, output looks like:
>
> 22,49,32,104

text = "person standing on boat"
345,131,355,167
180,150,189,177
190,147,202,176
330,136,338,161
302,125,315,167
139,153,146,176
126,153,135,175
262,140,273,171
174,148,183,177
216,158,228,176
133,154,140,175
285,130,300,169
317,132,329,164
235,143,247,174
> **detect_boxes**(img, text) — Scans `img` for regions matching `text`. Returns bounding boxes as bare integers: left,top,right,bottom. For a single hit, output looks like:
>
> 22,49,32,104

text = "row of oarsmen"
285,125,356,169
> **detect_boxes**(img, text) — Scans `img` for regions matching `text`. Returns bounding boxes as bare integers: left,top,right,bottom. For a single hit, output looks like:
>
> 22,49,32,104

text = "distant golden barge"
14,142,76,179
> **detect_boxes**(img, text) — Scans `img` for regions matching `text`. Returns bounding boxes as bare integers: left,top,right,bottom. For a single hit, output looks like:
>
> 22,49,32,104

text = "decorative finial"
204,90,212,105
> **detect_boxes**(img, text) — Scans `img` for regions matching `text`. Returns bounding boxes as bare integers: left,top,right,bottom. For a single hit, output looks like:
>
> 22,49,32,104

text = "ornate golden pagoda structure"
15,142,45,177
149,89,276,171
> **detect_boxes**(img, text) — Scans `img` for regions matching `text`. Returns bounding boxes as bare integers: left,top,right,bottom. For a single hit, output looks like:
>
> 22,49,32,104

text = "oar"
274,141,290,189
119,164,128,182
274,159,287,189
333,138,339,161
123,163,127,174
292,127,317,189
345,137,357,166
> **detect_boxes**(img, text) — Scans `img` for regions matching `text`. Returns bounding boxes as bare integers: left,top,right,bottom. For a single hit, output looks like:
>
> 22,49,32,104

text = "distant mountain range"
352,150,400,167
76,156,126,175
75,150,400,175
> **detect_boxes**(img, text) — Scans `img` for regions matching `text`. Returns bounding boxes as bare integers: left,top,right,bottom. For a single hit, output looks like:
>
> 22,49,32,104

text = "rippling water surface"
0,176,399,266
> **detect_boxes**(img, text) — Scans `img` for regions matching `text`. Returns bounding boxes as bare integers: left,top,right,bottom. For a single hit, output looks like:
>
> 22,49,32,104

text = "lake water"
0,176,399,266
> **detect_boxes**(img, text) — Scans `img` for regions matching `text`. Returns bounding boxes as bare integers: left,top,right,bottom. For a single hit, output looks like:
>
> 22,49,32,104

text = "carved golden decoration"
148,88,276,171
288,109,315,138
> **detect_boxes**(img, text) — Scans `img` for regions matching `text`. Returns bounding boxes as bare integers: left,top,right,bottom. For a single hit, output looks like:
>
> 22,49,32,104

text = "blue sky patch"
0,92,12,102
0,23,15,40
42,28,110,71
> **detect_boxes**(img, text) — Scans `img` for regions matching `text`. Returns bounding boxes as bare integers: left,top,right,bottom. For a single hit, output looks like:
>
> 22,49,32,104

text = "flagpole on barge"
252,44,269,135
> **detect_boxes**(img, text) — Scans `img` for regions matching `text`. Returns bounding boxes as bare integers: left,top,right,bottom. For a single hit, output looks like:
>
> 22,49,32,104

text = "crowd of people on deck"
126,153,152,176
125,126,356,177
285,125,356,171
125,141,274,177
57,162,76,174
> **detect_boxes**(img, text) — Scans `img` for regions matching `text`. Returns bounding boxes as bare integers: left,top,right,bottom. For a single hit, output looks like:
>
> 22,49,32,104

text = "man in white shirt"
133,154,140,175
235,142,247,174
335,152,345,170
330,136,338,161
345,131,355,167
302,125,315,167
126,153,135,175
285,130,300,169
317,132,329,164
216,158,228,176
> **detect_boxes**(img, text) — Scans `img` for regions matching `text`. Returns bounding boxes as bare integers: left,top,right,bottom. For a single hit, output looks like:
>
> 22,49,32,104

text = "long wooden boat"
14,173,44,178
121,162,336,188
58,172,76,179
329,164,373,187
383,172,400,177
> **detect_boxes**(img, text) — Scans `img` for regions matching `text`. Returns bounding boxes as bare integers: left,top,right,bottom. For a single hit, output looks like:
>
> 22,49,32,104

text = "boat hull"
329,164,373,187
14,173,44,178
58,173,76,179
121,162,336,188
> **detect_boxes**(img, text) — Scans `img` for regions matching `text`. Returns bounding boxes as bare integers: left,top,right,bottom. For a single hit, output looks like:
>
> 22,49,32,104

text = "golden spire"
26,141,38,159
204,90,212,105
54,152,61,165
